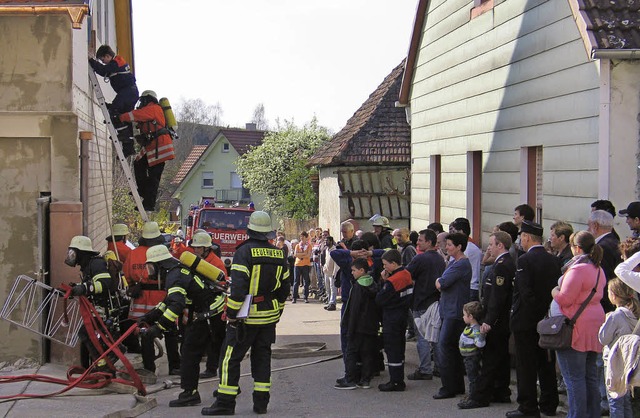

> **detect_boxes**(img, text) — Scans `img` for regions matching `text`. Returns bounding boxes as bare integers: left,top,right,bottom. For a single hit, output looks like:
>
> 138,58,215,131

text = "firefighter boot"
169,389,201,407
252,391,270,414
201,393,236,416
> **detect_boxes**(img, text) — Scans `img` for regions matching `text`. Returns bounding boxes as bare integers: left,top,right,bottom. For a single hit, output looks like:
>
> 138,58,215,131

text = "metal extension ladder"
88,69,149,222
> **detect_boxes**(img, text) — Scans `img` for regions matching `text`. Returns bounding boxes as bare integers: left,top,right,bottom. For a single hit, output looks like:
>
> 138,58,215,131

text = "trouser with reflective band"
181,316,224,390
141,328,180,372
205,315,227,372
383,330,406,383
217,322,276,398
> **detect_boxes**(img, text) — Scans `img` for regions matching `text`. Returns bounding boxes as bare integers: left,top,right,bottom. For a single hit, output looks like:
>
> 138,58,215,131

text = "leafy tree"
236,118,330,220
251,103,269,131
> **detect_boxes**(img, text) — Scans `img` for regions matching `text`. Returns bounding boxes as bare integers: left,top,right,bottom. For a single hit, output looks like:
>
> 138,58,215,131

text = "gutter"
592,49,640,60
0,5,88,29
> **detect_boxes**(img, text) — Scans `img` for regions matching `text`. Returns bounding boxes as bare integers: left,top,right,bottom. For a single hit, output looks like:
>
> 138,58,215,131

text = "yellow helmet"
69,235,98,254
247,211,272,233
191,232,212,248
112,223,129,236
142,221,161,239
146,244,173,263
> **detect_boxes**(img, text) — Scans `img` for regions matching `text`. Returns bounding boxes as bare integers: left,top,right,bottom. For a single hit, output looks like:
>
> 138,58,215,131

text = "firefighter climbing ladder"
88,69,149,222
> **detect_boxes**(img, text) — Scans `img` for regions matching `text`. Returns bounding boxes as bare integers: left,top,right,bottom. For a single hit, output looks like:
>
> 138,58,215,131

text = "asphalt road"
0,298,564,417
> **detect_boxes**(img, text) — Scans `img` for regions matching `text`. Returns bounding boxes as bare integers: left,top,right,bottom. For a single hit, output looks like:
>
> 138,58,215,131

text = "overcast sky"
131,0,417,132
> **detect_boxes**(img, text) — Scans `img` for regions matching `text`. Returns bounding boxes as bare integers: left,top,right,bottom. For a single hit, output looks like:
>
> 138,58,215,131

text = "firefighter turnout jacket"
227,238,290,325
147,264,224,331
123,245,166,319
119,103,175,167
79,255,117,308
107,239,131,263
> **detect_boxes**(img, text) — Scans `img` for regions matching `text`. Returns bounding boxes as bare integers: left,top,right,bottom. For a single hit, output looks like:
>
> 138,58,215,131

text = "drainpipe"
36,194,51,363
80,140,89,235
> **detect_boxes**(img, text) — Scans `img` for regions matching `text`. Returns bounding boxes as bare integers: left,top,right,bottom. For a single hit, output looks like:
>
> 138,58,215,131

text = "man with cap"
507,221,561,418
370,214,395,250
106,223,132,263
619,201,640,239
138,245,225,408
64,236,118,371
123,221,180,374
203,211,290,416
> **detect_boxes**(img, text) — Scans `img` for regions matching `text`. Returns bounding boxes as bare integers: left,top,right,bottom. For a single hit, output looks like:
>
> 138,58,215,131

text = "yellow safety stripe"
254,381,271,392
193,275,205,289
162,309,179,322
226,298,242,310
250,248,284,259
157,322,167,331
245,316,280,325
249,265,260,296
221,345,234,387
283,268,290,280
92,280,103,294
278,301,286,310
156,302,167,312
210,295,225,312
218,384,239,396
180,268,191,275
273,266,282,291
231,264,250,277
168,287,187,296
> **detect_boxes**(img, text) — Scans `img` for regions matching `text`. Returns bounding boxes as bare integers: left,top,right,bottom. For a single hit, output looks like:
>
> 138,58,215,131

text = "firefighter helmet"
112,223,129,236
371,215,391,229
191,232,212,248
142,221,161,239
146,244,173,263
140,90,158,100
68,235,99,254
247,211,272,233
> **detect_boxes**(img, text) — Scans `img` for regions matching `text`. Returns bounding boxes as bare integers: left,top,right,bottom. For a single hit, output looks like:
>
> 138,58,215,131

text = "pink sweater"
553,263,606,352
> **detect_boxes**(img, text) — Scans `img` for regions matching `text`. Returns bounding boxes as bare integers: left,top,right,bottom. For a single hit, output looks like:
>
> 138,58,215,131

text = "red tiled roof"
218,128,265,156
172,145,207,185
308,60,410,167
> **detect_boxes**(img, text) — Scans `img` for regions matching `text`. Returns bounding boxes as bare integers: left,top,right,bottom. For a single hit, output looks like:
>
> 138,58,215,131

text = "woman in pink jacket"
551,230,606,418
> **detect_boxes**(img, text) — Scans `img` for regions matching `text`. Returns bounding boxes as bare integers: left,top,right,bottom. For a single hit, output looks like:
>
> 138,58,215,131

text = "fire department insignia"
496,276,505,286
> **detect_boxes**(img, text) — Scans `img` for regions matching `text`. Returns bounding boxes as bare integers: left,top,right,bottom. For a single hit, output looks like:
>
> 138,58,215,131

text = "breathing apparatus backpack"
159,97,179,141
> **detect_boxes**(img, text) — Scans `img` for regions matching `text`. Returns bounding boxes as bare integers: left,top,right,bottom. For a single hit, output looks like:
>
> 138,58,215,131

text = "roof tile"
577,0,640,50
172,145,207,185
308,60,410,167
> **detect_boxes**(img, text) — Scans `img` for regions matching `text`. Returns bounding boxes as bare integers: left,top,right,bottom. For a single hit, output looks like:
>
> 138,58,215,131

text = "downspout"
80,140,89,234
36,195,51,363
598,59,611,199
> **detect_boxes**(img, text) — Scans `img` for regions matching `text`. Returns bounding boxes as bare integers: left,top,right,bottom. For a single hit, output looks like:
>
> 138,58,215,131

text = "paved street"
0,299,563,417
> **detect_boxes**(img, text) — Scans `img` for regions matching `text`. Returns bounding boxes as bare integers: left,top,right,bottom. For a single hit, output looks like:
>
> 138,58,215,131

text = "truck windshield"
198,210,250,230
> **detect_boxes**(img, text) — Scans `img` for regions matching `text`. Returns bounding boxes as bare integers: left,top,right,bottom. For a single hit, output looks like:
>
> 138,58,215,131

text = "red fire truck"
185,199,255,262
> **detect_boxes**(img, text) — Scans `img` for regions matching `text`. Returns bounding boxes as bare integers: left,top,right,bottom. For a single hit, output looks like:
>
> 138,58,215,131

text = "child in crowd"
375,249,413,392
334,258,380,390
459,301,486,403
598,277,640,418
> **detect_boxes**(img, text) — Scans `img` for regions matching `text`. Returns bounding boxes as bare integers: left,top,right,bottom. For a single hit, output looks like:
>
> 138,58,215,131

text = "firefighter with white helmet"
65,235,118,371
203,211,290,415
118,89,175,212
139,244,225,408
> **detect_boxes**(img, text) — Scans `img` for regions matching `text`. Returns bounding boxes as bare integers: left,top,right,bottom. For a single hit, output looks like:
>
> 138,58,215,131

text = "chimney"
245,123,257,131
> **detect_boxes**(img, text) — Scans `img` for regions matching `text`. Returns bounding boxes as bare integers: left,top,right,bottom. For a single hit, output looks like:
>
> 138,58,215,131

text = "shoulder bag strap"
567,268,601,326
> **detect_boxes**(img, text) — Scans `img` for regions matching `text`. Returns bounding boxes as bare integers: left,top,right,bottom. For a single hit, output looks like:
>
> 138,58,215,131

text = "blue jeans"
556,348,600,418
608,390,633,418
293,265,310,301
597,353,609,411
436,318,465,395
412,309,433,374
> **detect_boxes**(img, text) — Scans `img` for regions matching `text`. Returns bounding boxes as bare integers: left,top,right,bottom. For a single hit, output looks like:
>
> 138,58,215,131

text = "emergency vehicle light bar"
0,275,83,347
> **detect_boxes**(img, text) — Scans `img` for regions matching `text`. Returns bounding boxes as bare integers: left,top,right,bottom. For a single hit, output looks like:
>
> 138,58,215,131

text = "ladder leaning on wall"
88,69,149,222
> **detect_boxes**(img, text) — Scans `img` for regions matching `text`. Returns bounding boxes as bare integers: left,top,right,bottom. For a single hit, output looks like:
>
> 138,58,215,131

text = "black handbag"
537,269,600,350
